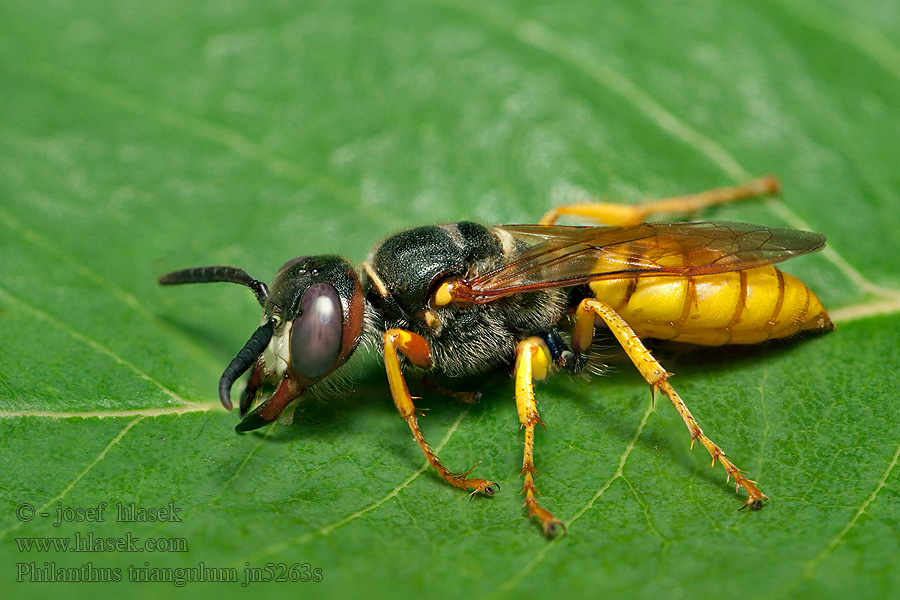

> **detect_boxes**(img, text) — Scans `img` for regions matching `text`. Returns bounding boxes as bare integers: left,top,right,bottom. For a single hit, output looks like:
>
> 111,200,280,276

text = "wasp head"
159,256,365,432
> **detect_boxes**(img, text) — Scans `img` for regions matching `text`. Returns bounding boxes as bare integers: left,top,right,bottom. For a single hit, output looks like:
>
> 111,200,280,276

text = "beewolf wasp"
159,176,832,535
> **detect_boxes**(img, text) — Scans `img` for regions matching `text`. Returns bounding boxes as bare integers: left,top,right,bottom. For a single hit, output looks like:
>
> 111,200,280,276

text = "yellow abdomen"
589,266,833,346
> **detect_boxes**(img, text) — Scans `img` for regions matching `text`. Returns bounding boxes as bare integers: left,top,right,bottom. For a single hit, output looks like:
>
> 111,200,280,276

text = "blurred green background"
1,0,899,598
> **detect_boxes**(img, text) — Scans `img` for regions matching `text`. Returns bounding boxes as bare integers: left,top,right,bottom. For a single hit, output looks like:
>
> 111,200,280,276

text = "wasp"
159,176,833,536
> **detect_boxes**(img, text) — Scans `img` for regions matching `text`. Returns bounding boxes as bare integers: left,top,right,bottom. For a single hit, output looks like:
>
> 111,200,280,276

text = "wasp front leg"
515,337,565,536
540,176,780,226
573,299,767,509
383,329,497,497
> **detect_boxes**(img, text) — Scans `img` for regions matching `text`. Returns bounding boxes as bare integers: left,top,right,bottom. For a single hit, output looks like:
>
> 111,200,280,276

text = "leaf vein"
498,400,656,594
237,407,471,564
200,424,275,512
9,60,397,228
802,435,900,578
437,0,893,300
0,404,218,420
766,0,900,83
0,207,223,376
0,416,143,541
831,296,900,324
0,285,193,407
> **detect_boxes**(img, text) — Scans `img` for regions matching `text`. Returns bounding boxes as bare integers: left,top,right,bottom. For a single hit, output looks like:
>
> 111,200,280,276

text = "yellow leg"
383,329,497,496
515,337,565,536
539,175,780,226
573,299,767,509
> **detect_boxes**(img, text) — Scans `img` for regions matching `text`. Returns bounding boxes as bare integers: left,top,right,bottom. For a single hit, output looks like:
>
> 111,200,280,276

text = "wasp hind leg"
383,329,497,497
539,176,780,226
515,337,565,536
572,299,767,509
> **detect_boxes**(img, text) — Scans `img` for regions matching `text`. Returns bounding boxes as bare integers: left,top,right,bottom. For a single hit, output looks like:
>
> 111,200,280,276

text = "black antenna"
217,319,276,411
158,266,268,306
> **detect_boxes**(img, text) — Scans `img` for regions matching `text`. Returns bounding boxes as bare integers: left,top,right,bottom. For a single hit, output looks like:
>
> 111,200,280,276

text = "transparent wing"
461,221,825,302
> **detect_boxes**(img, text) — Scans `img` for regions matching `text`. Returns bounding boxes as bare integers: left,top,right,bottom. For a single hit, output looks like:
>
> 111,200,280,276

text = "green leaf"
2,0,899,598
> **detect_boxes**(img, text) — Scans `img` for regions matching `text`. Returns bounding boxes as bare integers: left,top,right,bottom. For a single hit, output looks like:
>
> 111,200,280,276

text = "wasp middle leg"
540,175,781,226
383,329,497,497
515,337,565,536
572,299,767,509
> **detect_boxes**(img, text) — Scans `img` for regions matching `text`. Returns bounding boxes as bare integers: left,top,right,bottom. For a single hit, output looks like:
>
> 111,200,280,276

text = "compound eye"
289,283,343,379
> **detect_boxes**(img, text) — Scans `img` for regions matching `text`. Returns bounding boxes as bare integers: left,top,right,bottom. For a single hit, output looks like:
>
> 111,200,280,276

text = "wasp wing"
464,221,825,301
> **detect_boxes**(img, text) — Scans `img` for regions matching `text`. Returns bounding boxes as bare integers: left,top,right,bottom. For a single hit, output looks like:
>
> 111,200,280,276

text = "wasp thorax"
290,283,343,378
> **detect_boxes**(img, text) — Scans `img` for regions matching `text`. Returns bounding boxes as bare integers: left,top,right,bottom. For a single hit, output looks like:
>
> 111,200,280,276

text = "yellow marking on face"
433,280,456,307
